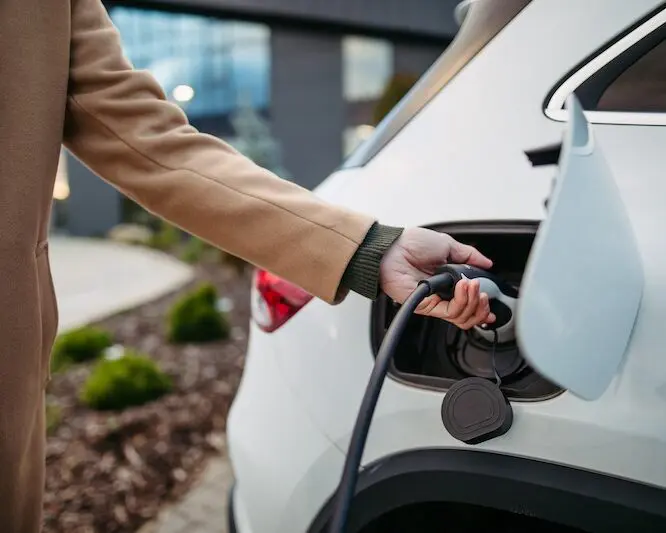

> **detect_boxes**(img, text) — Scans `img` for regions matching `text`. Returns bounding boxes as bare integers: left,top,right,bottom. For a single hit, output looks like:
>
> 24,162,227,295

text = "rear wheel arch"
308,449,666,533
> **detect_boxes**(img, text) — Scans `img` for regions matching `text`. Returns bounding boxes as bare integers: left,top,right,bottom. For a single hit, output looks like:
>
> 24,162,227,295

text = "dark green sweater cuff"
340,223,404,300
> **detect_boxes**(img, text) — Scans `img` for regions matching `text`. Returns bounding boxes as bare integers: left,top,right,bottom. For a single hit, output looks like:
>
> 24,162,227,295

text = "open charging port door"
517,94,644,401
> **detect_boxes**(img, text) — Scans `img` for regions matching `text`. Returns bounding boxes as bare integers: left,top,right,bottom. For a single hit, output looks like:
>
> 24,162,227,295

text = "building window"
109,7,270,125
342,36,393,102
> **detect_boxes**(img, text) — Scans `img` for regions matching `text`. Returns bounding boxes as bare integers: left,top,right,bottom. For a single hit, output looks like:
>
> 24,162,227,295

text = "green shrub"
51,326,113,373
180,236,225,265
81,351,172,411
220,251,247,274
46,402,62,435
148,220,181,251
180,236,207,264
121,198,160,229
167,283,230,344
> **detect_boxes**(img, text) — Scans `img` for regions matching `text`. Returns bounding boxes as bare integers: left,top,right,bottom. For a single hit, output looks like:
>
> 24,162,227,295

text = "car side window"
573,18,666,113
592,39,666,112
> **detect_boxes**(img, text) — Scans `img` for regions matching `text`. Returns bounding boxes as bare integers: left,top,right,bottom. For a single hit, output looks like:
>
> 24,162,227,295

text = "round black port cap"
441,377,513,445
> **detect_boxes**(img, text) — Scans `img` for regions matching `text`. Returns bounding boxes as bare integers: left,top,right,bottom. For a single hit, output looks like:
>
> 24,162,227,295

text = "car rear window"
341,0,533,169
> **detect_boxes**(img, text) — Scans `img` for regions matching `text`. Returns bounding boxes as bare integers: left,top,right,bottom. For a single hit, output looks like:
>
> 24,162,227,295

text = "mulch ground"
43,260,251,533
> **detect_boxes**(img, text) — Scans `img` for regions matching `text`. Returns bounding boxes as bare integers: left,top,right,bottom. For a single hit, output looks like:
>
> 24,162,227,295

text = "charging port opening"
370,220,563,401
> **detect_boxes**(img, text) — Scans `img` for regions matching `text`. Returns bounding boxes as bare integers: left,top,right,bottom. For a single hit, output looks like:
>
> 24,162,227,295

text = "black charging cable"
328,272,456,533
491,329,500,386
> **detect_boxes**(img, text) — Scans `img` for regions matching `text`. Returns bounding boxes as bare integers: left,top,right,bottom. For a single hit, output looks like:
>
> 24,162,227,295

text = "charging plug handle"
418,271,457,300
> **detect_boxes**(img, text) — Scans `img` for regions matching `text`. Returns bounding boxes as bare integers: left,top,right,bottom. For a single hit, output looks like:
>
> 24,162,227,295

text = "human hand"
379,227,496,329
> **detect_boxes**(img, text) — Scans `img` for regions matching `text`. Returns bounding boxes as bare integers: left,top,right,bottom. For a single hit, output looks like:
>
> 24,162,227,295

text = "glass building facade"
52,3,440,234
109,7,271,124
108,6,393,153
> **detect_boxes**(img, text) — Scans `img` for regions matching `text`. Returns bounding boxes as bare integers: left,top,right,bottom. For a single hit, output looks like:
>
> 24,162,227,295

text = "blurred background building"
54,0,462,236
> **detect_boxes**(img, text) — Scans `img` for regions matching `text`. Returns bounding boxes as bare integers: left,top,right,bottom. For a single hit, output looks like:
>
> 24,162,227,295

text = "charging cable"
328,272,456,533
491,329,500,386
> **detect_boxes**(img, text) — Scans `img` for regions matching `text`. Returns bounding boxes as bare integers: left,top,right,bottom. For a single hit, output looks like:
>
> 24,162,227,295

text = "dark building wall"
122,0,460,40
65,153,122,236
270,28,345,189
394,41,446,78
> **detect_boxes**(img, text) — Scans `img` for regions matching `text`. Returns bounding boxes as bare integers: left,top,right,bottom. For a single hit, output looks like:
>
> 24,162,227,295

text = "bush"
46,402,62,435
81,351,172,411
180,236,208,264
51,326,113,373
180,236,226,265
167,283,230,344
220,251,247,274
121,198,160,229
148,220,181,251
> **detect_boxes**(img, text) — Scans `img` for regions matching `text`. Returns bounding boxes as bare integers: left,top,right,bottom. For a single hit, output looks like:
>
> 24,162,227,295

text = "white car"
227,1,666,531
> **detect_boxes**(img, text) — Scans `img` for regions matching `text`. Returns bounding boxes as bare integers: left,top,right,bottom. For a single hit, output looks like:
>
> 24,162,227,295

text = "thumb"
449,240,493,269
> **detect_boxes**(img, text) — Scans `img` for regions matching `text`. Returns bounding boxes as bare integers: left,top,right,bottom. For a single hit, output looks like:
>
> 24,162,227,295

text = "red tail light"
252,269,313,332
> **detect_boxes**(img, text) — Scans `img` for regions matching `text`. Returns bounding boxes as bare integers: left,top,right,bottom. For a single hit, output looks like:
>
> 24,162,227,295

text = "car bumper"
226,325,346,533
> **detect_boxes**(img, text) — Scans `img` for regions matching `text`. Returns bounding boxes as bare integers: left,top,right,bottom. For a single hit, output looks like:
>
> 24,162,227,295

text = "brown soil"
43,260,251,533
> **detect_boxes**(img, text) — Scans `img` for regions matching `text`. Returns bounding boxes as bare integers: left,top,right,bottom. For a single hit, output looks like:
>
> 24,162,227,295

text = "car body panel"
227,330,345,533
271,0,666,474
228,1,666,531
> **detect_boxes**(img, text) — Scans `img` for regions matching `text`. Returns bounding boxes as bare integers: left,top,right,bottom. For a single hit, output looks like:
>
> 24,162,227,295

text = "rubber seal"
441,377,513,445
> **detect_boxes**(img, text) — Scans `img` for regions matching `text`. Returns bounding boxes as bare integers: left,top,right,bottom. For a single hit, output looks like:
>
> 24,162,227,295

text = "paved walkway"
138,457,233,533
49,235,194,332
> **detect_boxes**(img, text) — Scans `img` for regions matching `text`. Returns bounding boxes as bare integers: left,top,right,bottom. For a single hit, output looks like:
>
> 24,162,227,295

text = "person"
0,1,495,531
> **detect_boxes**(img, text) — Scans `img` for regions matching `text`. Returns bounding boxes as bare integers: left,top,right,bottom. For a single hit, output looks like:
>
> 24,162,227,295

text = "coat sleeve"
62,0,375,304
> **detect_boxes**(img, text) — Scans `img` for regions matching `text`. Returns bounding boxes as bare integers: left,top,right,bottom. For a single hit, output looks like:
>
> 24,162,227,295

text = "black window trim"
544,3,666,126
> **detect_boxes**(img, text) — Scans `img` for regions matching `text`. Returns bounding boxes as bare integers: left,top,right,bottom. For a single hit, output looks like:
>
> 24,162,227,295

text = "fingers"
424,278,496,329
434,278,476,324
459,293,496,330
449,241,493,270
455,279,480,325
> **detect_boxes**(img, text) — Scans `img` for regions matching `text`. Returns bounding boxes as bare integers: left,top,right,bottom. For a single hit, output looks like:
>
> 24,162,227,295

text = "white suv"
227,1,666,531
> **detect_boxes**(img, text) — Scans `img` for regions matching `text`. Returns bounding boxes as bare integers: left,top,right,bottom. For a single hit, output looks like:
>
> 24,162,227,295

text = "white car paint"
518,95,644,401
227,1,666,531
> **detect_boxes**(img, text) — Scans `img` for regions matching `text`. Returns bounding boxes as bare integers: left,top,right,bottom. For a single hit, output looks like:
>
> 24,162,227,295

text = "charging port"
370,221,563,401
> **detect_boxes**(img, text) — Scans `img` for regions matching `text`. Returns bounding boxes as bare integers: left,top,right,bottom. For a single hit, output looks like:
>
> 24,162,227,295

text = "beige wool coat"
0,0,375,530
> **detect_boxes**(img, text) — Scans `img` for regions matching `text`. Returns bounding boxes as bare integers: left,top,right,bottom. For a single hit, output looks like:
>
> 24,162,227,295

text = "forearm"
63,0,376,304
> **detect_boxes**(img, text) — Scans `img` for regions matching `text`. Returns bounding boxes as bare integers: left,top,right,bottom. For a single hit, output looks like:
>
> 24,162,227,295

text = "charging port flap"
517,95,644,401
